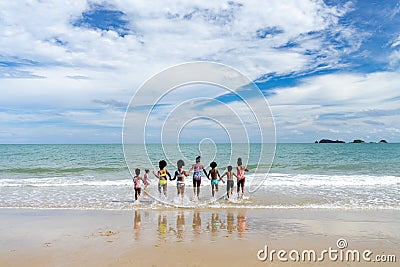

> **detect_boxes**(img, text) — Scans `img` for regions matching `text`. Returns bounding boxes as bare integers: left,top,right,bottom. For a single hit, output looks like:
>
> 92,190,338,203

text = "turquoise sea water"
0,144,399,209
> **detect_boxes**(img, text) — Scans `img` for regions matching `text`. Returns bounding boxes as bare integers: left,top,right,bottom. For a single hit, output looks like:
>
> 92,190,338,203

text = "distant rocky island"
316,139,345,143
315,139,388,143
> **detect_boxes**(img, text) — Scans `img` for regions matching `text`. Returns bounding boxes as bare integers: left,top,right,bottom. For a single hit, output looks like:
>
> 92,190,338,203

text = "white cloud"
390,35,400,48
1,0,398,143
0,1,353,105
268,71,400,142
0,0,352,79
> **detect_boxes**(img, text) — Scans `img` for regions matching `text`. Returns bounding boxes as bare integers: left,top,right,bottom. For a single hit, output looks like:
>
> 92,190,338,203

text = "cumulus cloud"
268,71,400,142
0,0,398,143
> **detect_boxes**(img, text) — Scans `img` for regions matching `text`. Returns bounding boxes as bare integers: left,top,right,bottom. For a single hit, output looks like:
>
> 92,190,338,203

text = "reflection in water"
209,212,222,233
227,211,235,234
158,213,168,240
133,209,253,242
237,210,246,238
176,211,185,240
134,210,141,229
133,210,141,240
192,211,202,235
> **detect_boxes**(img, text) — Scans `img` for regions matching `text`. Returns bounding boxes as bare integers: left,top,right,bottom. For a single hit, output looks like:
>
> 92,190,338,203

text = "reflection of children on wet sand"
133,210,141,240
237,210,246,238
176,211,185,239
209,212,222,233
158,214,168,239
226,211,235,234
134,210,141,229
192,211,202,235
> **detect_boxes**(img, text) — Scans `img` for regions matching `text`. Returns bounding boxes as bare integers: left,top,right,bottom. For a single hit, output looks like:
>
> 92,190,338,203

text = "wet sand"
0,208,399,266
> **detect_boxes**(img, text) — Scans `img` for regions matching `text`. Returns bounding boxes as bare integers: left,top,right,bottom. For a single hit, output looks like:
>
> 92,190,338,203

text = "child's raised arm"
152,170,160,178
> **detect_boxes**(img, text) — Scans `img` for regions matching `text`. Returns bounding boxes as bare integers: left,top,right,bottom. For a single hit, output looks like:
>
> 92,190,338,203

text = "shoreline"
1,208,399,266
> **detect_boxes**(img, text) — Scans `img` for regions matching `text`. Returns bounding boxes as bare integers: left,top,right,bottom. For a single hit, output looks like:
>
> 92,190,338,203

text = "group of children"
132,156,249,201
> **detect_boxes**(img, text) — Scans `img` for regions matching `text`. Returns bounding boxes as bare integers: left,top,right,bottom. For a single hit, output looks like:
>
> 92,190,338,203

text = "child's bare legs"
211,184,219,197
237,180,245,197
193,180,200,198
181,186,185,199
158,183,162,198
162,184,167,198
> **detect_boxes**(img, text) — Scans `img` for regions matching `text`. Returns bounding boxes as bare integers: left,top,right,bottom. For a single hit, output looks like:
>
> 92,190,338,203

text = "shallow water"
0,144,399,209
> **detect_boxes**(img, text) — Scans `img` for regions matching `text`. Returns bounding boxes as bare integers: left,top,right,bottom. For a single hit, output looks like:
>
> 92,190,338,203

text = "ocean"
0,143,399,210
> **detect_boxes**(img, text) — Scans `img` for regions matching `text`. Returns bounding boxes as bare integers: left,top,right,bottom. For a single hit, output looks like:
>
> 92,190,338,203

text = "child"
188,156,207,199
133,168,142,201
236,157,249,198
172,159,189,199
220,165,238,199
207,161,224,197
143,169,151,196
153,160,171,198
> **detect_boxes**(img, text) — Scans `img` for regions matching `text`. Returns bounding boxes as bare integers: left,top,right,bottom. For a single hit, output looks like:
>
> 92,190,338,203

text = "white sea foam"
1,173,399,188
252,173,400,187
0,173,399,210
0,177,131,187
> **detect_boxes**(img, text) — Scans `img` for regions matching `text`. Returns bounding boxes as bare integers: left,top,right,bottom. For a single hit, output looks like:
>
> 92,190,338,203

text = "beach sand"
0,208,398,266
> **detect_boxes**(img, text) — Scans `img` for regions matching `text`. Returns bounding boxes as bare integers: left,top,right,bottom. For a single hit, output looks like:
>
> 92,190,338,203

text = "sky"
1,0,400,144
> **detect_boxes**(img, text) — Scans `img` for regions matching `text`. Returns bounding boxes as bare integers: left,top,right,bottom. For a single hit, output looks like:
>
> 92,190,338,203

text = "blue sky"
1,0,400,143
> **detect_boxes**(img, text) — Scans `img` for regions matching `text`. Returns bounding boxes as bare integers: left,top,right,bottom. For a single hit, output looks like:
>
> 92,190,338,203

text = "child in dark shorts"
236,157,249,198
133,168,142,201
220,165,238,199
189,156,207,199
